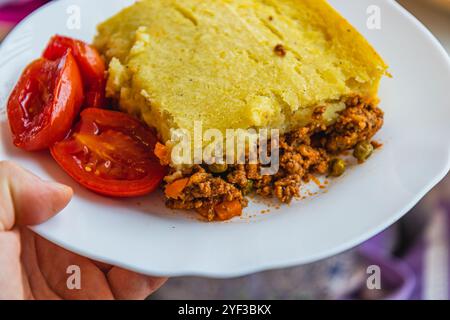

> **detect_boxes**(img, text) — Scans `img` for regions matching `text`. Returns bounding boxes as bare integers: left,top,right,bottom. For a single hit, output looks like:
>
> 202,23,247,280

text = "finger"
0,161,73,231
91,260,113,274
107,267,167,300
0,230,33,300
33,232,115,300
20,228,62,300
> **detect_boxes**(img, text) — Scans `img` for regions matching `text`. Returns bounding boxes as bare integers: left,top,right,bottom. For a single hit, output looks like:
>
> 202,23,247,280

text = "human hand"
0,161,167,300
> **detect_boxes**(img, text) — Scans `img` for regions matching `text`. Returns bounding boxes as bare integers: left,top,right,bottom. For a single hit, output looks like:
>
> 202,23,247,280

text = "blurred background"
0,0,449,300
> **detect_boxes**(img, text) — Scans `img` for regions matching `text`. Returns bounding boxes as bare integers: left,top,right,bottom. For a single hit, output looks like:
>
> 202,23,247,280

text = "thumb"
0,161,73,231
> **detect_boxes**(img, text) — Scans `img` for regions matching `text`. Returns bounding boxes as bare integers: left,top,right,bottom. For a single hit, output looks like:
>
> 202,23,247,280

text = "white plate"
0,0,449,278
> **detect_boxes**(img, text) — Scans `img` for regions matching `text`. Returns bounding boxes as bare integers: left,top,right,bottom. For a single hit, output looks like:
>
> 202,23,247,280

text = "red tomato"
43,35,106,109
51,109,167,197
7,52,84,151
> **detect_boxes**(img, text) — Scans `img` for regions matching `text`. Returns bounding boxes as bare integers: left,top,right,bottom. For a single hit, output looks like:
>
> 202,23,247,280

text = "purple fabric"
358,243,416,300
0,0,48,24
404,240,425,300
356,202,450,300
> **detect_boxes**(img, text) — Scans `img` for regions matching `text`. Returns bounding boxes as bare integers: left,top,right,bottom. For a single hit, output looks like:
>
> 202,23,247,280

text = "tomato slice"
7,52,84,151
43,35,106,109
51,109,167,197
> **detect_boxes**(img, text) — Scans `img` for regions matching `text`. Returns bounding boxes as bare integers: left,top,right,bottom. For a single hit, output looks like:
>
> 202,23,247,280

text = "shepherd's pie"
95,0,388,221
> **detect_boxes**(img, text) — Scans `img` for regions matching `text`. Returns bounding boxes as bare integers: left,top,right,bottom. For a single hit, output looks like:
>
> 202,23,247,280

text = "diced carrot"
214,200,243,221
196,206,215,221
165,178,189,199
154,142,170,166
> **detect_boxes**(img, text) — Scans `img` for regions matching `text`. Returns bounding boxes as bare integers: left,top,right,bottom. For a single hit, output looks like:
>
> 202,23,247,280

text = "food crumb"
371,140,383,149
310,175,323,188
274,44,287,57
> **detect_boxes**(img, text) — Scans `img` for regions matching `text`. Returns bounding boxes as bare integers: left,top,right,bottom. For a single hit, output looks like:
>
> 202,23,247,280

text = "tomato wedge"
43,35,106,109
51,109,167,197
7,52,84,151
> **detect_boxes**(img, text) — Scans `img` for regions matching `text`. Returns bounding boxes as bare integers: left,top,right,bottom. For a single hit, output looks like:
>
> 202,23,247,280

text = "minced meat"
165,96,384,221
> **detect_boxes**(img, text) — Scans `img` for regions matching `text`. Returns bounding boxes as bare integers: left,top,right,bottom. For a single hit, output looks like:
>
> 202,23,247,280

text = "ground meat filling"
165,97,384,221
166,166,248,221
319,96,384,153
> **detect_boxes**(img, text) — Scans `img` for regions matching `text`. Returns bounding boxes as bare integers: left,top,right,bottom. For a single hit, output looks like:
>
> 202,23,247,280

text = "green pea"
329,158,346,177
353,141,374,162
209,163,229,174
243,180,254,195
